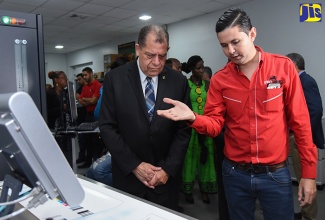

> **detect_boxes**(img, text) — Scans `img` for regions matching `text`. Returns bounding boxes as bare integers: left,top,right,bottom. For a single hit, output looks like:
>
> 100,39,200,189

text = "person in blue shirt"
94,57,130,121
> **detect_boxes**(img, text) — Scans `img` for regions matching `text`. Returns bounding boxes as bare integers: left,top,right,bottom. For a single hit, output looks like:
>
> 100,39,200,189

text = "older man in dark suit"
287,53,324,220
99,25,191,210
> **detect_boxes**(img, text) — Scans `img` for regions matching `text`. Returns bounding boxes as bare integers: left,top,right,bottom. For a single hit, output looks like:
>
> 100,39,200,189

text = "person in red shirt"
157,8,317,220
78,67,102,168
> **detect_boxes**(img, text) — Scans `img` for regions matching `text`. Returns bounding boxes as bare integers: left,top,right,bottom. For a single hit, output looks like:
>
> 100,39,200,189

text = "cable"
0,186,48,220
0,187,36,206
0,206,28,220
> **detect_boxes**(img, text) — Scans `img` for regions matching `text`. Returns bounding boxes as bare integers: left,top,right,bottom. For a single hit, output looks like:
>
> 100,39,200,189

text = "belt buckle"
244,164,254,173
245,165,263,174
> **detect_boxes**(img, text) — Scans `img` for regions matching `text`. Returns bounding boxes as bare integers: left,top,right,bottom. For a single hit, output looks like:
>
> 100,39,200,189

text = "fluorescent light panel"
139,15,151,20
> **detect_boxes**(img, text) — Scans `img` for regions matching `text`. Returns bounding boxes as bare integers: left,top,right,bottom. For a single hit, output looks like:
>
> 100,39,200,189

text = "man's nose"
152,55,160,65
228,45,235,54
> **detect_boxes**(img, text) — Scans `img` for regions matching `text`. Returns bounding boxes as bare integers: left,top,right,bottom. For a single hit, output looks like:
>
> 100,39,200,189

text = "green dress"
182,80,217,194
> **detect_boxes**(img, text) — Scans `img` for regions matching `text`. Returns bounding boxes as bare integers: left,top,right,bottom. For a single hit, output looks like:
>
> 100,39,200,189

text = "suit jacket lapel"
127,61,150,122
152,68,168,122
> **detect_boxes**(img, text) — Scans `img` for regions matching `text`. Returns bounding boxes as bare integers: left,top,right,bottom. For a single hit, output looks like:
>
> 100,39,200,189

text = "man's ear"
135,44,140,57
250,27,257,42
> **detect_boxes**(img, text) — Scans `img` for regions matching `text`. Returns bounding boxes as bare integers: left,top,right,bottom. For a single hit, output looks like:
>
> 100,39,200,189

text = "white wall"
66,34,137,78
44,53,67,84
45,0,325,110
167,0,325,109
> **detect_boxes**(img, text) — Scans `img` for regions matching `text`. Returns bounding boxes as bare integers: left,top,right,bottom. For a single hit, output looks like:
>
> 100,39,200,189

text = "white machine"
0,92,84,218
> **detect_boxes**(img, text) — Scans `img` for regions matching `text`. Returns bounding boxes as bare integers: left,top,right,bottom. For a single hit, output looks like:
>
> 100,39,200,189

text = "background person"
78,67,102,168
94,57,130,120
181,55,217,204
287,52,324,220
166,58,182,73
99,24,191,211
75,73,87,164
46,71,73,167
46,71,67,129
202,66,212,81
157,8,317,219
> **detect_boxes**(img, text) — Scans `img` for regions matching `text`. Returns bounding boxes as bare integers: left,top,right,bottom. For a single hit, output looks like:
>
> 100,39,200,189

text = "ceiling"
0,0,253,54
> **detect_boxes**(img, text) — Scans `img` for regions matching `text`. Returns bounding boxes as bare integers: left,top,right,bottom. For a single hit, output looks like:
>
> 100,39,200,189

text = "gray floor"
77,163,325,220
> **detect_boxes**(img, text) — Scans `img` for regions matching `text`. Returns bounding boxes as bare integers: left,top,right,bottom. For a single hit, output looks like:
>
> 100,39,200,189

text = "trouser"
55,134,73,168
83,111,103,165
290,134,318,220
222,159,294,220
85,153,112,186
77,107,87,160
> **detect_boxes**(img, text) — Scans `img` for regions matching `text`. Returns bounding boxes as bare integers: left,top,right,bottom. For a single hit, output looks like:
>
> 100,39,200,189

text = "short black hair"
204,66,212,78
165,59,173,68
82,67,93,73
215,8,252,35
186,55,203,70
138,25,169,48
286,53,305,70
76,73,83,78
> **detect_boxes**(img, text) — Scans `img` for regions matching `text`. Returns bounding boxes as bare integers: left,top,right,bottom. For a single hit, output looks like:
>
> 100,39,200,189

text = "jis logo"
300,3,322,22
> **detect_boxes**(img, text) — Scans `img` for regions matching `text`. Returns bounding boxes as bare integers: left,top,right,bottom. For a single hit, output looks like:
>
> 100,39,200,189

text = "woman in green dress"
182,55,217,204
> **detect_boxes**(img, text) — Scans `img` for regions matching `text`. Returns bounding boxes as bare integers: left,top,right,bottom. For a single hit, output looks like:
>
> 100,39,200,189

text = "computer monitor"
0,92,84,207
67,81,78,123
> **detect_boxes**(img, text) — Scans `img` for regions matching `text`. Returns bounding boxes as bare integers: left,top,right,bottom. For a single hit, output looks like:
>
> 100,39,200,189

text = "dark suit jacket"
300,71,324,149
99,60,191,197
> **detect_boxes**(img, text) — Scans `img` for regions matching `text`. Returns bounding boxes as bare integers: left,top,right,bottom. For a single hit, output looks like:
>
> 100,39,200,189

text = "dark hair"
169,58,180,65
186,55,203,70
215,8,252,35
181,62,190,73
82,67,93,74
110,57,130,69
76,73,83,78
165,59,173,68
286,53,305,70
138,25,169,48
48,71,64,80
204,66,212,78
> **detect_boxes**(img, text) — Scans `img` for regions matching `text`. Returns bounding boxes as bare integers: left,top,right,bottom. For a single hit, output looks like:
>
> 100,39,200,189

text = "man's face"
82,71,92,83
217,25,256,66
136,33,168,77
172,61,182,73
77,75,85,86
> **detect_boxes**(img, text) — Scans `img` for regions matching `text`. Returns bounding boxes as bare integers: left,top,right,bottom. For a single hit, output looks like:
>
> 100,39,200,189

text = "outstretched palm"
157,98,195,121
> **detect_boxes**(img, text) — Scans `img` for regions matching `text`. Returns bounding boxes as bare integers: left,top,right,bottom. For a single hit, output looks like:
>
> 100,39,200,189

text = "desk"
16,175,197,220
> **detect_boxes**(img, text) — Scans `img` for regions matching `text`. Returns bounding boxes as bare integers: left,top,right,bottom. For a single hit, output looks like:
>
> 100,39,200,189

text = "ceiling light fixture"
139,15,151,21
55,45,64,49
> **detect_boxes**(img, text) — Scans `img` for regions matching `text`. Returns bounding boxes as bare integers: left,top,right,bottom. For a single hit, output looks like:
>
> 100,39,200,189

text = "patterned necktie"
145,77,155,121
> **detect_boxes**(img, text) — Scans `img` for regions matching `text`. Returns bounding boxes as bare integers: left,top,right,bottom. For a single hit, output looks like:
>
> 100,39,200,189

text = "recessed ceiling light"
55,45,64,49
139,15,151,21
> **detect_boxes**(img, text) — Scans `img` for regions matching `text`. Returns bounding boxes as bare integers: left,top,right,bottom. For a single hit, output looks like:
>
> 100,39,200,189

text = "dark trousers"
55,134,73,168
214,132,230,220
77,107,87,160
82,111,103,165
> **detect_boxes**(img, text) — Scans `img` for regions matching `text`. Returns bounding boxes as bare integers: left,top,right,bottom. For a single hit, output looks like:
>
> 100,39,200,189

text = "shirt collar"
137,58,157,84
298,70,304,76
232,46,263,72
